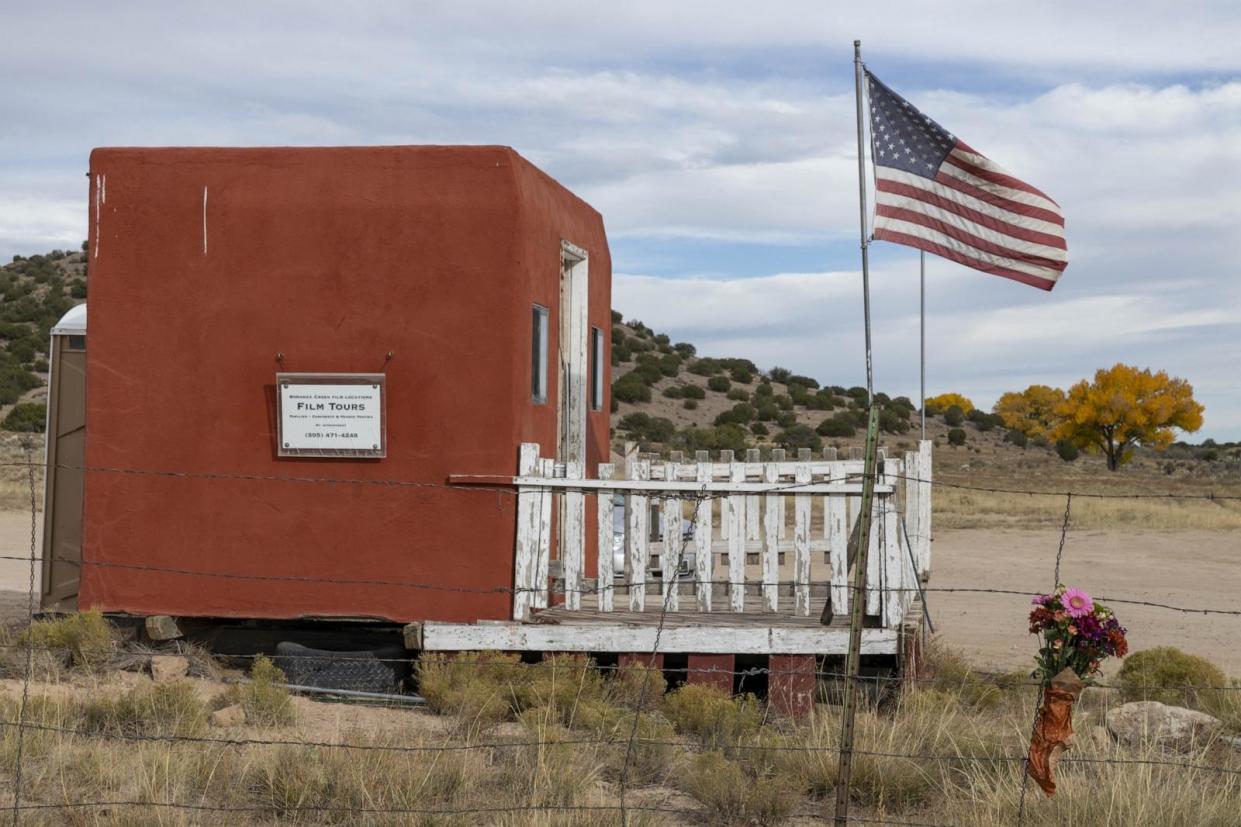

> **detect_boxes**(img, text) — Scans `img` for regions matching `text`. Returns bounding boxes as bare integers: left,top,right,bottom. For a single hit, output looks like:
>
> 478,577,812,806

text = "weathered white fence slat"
507,441,933,630
595,463,615,612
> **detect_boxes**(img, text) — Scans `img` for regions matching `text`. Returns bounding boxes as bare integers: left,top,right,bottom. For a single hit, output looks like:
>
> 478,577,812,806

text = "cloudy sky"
3,2,1239,438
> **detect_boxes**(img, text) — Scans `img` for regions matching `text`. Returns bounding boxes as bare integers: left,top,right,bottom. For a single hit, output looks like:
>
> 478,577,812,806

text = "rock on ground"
1105,700,1222,751
150,655,189,683
209,704,245,728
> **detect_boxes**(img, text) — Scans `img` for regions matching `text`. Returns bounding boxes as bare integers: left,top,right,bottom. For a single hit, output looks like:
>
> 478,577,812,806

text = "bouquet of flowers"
1029,585,1128,683
1025,586,1127,797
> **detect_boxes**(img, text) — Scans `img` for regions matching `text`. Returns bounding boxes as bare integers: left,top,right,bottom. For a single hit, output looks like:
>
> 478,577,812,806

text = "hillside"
0,246,88,430
607,313,1241,488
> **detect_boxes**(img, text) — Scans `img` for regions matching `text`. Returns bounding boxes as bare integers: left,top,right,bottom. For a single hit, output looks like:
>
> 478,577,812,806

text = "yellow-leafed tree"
994,385,1066,439
1054,364,1204,471
924,392,974,414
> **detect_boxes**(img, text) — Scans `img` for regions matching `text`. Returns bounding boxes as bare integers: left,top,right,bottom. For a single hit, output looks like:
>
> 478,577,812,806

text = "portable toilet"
42,303,87,611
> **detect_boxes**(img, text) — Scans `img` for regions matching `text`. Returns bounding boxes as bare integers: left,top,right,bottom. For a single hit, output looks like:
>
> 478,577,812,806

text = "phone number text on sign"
277,378,385,457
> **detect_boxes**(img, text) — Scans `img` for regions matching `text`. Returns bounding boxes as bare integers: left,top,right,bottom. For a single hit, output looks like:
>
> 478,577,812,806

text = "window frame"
589,325,604,411
531,304,549,404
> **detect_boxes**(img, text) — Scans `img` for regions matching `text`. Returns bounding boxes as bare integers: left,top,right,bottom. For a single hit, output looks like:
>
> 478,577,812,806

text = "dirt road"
931,528,1241,676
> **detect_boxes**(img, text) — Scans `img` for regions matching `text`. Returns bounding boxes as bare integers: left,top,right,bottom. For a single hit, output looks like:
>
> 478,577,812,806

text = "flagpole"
920,249,926,439
833,38,880,827
854,42,874,403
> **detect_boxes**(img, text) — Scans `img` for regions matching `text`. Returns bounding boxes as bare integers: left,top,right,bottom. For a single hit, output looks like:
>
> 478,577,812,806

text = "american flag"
866,70,1067,290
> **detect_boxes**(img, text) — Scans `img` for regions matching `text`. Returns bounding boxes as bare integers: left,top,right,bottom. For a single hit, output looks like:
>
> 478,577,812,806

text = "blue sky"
2,2,1239,439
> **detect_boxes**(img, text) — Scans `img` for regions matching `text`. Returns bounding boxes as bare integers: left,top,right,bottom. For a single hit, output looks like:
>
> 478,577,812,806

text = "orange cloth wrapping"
1026,668,1084,796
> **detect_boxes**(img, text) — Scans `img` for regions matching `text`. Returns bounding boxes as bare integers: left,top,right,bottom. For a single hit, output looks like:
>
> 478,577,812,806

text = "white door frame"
557,240,589,468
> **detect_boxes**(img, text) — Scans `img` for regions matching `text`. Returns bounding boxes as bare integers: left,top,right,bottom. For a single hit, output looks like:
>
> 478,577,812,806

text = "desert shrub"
755,403,779,422
31,358,47,372
8,339,36,365
690,358,722,376
662,385,683,399
1004,428,1029,448
728,403,756,423
683,399,698,410
681,384,706,400
613,344,631,363
775,412,797,429
612,373,650,404
20,609,114,671
776,425,822,452
632,362,663,385
665,684,763,752
654,333,670,345
611,327,627,346
787,381,812,401
889,395,916,413
844,386,867,402
510,654,607,724
417,652,522,728
673,341,696,358
673,424,749,453
805,391,835,411
212,656,296,727
729,367,753,384
606,664,667,712
81,681,207,738
943,405,965,427
786,374,818,389
2,402,45,432
750,422,769,437
658,353,681,376
1117,647,1226,709
1055,439,1079,462
754,383,773,397
610,310,623,323
879,407,911,434
768,367,791,383
967,409,1001,431
707,376,731,393
0,362,39,405
726,388,750,402
679,751,797,827
628,336,653,353
621,412,675,442
947,428,967,446
817,417,855,438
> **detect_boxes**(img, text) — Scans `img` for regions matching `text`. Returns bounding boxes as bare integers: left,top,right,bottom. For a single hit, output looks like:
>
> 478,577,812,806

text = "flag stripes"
865,70,1067,290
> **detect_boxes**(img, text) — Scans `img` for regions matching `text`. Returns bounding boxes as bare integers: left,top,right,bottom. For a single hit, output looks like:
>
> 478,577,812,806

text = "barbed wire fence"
0,452,1236,824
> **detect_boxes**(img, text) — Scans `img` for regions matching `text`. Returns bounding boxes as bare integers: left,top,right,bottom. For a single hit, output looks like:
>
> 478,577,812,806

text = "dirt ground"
2,509,1238,678
931,527,1241,677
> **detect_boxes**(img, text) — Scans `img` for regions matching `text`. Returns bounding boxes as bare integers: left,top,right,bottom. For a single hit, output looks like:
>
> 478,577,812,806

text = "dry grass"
0,641,1236,824
210,655,296,727
936,485,1241,530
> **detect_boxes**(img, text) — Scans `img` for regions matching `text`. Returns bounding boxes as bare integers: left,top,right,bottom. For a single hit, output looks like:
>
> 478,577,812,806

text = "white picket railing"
511,441,932,630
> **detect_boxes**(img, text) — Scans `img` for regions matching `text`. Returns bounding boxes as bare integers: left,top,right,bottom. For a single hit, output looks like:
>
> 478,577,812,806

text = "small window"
531,305,548,404
590,326,604,411
65,336,86,352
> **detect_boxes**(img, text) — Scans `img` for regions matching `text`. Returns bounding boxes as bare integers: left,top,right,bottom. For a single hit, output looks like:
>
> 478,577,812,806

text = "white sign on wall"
277,373,386,458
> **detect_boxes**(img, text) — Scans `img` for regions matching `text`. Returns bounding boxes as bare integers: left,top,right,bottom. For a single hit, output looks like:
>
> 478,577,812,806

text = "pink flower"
1061,588,1094,618
1067,625,1078,636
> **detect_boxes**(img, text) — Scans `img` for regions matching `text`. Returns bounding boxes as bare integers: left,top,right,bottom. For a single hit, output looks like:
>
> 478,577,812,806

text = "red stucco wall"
82,146,610,623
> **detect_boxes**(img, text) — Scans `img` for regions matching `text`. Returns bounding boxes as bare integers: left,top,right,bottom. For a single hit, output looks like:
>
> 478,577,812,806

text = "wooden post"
687,653,734,694
793,461,813,616
512,443,541,620
727,456,747,611
694,452,714,612
833,403,881,823
596,463,615,612
762,461,780,612
770,654,816,717
626,457,651,611
563,460,585,610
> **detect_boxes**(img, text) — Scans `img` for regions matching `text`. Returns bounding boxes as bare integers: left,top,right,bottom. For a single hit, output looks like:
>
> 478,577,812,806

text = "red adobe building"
58,146,610,624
